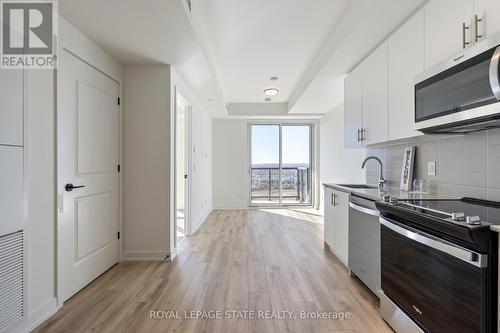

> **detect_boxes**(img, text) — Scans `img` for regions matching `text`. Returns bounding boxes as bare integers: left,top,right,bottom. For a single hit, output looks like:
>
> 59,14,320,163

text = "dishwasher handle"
349,201,380,217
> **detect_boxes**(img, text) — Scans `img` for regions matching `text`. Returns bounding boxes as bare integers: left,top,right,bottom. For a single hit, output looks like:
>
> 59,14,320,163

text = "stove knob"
452,212,465,221
383,195,391,203
390,197,399,204
466,216,481,225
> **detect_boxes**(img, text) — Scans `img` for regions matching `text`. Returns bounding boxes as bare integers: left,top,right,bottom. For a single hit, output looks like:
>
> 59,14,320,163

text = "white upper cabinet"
344,65,363,148
424,0,474,70
0,70,24,146
474,0,500,40
388,9,425,141
362,42,388,145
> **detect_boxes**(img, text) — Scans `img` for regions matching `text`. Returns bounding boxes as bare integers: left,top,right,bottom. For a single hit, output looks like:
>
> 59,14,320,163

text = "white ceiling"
188,0,351,104
58,0,227,117
288,0,427,114
59,0,427,118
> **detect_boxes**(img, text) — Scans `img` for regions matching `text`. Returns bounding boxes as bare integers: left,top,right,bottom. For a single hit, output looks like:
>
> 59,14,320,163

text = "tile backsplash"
365,129,500,201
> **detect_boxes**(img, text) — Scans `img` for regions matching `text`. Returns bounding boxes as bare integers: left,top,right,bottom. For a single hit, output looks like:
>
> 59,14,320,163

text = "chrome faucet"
361,156,385,189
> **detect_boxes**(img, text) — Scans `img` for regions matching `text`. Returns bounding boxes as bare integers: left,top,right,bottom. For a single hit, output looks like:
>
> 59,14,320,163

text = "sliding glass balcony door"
249,124,313,206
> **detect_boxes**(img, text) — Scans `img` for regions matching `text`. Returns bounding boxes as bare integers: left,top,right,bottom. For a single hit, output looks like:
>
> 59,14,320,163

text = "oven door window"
381,224,485,332
415,47,499,123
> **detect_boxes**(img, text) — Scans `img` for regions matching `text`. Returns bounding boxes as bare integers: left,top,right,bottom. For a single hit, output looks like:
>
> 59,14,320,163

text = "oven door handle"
349,201,379,217
489,46,500,100
380,217,487,268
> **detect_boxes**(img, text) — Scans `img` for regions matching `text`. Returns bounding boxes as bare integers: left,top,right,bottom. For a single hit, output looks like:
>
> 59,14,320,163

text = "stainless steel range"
376,197,499,333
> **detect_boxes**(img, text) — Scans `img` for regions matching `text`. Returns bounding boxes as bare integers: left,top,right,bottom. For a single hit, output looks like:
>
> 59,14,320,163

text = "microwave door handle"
380,217,487,268
489,46,500,100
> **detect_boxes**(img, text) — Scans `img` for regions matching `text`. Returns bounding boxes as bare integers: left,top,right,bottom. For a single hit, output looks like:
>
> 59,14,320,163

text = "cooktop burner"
388,197,500,228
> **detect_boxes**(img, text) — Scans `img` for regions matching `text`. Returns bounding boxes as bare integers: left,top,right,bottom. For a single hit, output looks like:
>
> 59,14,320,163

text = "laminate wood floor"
34,209,392,333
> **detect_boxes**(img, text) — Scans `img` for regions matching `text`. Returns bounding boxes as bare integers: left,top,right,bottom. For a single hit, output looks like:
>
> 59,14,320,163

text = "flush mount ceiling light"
264,87,280,96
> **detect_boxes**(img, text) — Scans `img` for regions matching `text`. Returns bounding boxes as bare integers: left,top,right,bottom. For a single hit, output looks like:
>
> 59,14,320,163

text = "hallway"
34,210,391,333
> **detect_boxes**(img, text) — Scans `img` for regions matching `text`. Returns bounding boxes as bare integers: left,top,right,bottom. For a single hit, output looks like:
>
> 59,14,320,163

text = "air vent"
0,231,24,332
186,0,192,12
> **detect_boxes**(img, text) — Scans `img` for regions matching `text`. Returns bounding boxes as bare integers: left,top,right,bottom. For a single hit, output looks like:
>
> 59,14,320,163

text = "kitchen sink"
337,184,378,189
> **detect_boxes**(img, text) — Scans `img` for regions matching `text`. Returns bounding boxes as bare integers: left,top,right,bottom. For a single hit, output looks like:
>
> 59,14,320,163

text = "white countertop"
323,183,500,232
322,183,455,201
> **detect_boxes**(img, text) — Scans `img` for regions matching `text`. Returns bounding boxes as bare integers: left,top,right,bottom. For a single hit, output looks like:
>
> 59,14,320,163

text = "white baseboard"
121,251,171,261
9,297,58,333
190,208,213,234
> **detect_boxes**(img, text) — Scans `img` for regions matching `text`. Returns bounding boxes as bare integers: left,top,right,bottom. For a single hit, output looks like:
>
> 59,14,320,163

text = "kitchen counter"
323,183,454,202
323,183,500,232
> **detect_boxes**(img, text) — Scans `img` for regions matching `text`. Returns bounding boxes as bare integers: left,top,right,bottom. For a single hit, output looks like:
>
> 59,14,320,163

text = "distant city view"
250,124,311,204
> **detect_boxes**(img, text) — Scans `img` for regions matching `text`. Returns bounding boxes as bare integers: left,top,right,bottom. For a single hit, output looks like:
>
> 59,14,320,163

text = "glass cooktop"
392,198,500,227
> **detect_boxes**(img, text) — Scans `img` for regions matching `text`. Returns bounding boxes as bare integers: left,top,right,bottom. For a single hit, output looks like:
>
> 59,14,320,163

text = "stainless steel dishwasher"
348,194,380,296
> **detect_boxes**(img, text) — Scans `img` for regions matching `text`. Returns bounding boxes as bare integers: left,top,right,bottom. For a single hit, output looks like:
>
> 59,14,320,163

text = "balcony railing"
250,166,311,204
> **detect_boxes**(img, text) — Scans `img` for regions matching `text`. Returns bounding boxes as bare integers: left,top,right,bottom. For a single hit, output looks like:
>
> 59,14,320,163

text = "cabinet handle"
462,22,470,49
474,15,483,42
357,129,361,142
360,128,366,142
331,193,337,206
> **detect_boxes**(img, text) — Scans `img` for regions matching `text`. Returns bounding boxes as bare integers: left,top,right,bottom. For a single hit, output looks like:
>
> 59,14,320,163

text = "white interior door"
175,93,190,245
58,50,120,303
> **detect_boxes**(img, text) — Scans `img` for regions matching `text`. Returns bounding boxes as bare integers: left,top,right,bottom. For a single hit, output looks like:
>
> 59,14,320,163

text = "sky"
251,125,310,165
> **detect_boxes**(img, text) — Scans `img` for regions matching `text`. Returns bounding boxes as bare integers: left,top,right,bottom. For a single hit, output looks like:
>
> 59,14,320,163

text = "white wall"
318,103,366,207
123,65,171,260
24,69,57,330
212,119,248,209
9,17,125,333
171,70,213,233
212,119,321,209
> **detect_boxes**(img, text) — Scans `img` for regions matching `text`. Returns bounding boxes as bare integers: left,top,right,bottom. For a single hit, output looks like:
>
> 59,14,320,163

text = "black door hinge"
117,164,121,172
117,232,120,240
117,97,121,105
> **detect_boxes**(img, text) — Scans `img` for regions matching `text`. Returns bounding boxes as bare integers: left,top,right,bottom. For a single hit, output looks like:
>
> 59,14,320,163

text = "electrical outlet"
428,162,436,176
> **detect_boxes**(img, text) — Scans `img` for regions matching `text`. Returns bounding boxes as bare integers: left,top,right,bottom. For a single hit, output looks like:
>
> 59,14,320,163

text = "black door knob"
65,183,86,192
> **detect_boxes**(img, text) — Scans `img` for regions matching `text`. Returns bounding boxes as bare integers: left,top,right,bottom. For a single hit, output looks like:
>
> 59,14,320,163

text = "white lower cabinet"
0,146,24,236
324,187,349,265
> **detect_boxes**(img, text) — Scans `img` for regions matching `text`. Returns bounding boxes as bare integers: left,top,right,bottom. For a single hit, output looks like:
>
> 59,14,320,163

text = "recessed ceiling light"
264,87,280,96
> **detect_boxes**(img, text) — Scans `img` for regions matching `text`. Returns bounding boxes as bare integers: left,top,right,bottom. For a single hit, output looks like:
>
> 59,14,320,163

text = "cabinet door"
388,9,425,141
0,70,23,146
475,0,500,39
362,42,388,145
344,66,363,148
333,190,349,265
424,0,474,70
0,146,24,236
323,188,335,248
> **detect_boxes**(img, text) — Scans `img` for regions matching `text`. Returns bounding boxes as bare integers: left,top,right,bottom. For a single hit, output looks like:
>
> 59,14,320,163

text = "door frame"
56,48,123,308
247,122,315,208
173,89,192,248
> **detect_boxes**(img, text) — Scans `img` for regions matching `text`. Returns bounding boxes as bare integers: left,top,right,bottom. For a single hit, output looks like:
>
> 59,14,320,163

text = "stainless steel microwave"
414,34,500,134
